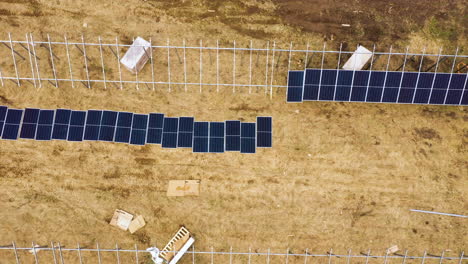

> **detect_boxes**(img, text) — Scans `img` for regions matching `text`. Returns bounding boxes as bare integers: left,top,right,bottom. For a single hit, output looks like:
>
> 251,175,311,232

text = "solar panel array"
287,69,468,105
0,106,272,154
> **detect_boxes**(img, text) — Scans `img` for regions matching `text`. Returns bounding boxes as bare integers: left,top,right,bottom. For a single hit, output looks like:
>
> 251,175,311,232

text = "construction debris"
167,180,200,197
159,226,195,264
120,36,151,74
387,245,399,254
342,45,373,70
110,209,133,231
146,247,164,264
128,215,146,234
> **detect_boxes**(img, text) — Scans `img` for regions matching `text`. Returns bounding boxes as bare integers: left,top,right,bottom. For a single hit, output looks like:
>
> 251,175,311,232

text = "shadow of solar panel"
114,127,131,143
148,113,164,128
84,125,100,140
52,124,68,140
287,71,304,102
162,132,177,148
193,137,208,153
130,129,146,145
146,128,162,144
67,126,84,141
99,126,115,141
20,123,37,139
177,132,193,148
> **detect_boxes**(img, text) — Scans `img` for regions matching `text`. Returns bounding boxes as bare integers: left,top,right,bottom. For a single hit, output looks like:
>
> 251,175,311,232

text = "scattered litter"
28,244,44,254
129,215,146,234
120,37,151,74
341,24,351,27
159,226,195,264
294,109,300,114
207,9,215,12
342,45,373,71
146,247,164,264
167,180,200,197
83,23,88,28
110,209,133,231
307,153,312,157
387,245,399,254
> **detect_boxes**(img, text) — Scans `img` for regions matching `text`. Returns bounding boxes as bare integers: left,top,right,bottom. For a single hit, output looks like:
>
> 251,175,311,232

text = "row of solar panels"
287,69,468,105
0,106,272,154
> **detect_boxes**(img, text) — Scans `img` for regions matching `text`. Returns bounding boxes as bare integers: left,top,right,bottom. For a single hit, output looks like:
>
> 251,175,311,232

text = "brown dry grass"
0,0,467,263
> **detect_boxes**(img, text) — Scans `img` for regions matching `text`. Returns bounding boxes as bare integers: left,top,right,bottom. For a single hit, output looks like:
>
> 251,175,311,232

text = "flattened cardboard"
128,215,146,234
109,209,133,231
167,180,200,197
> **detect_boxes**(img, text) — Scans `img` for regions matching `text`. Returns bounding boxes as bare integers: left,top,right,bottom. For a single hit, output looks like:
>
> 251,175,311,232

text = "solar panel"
52,109,71,140
0,106,7,138
20,108,40,139
114,112,133,143
36,110,54,141
2,109,23,140
225,120,240,151
177,117,194,148
193,121,208,153
162,117,178,148
209,122,224,153
287,71,305,102
287,69,468,105
84,110,102,141
256,117,272,148
147,113,164,144
240,122,256,154
68,110,86,141
99,110,118,141
130,114,148,145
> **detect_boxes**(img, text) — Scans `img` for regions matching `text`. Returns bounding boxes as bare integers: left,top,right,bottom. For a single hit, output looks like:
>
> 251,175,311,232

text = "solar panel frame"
256,117,272,148
146,113,164,144
193,121,209,153
35,109,55,141
52,109,72,140
240,122,256,154
2,109,23,140
177,117,194,148
162,117,178,148
225,120,241,151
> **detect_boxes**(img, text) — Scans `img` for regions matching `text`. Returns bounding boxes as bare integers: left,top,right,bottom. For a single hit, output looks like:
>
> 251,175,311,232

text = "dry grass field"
0,0,467,263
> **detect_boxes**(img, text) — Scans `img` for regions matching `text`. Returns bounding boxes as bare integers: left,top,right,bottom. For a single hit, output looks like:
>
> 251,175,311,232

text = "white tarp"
342,46,372,70
120,37,151,74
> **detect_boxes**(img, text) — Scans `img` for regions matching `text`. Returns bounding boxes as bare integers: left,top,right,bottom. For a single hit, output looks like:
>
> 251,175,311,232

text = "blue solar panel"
193,122,209,153
52,124,69,140
54,109,71,124
0,121,4,138
99,126,116,142
241,123,256,154
287,71,304,102
114,127,131,143
163,117,178,133
70,111,86,126
0,106,7,122
130,129,147,145
84,124,100,141
162,132,177,148
209,122,224,153
67,126,84,141
350,71,369,102
2,109,23,140
225,120,240,151
117,112,133,127
22,108,39,123
101,111,118,126
132,114,148,130
178,117,194,148
257,117,272,148
148,113,164,128
35,110,54,140
38,110,54,125
86,110,102,125
147,128,162,144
